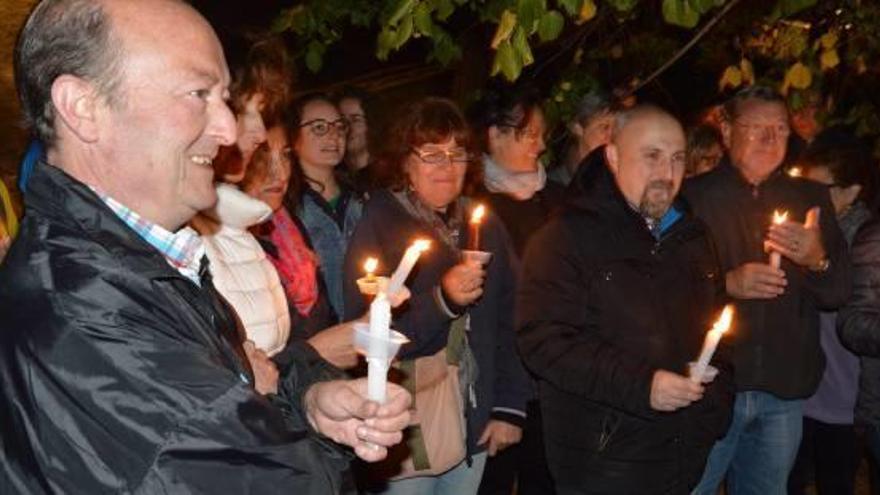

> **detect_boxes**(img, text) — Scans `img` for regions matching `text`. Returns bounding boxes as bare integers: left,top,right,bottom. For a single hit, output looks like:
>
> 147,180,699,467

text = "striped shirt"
94,190,205,286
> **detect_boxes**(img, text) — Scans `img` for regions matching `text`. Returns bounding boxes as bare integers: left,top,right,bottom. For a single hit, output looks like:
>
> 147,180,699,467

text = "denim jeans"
692,391,804,495
376,452,488,495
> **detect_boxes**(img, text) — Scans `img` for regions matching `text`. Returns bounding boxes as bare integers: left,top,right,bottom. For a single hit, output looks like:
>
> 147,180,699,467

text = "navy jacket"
343,190,531,455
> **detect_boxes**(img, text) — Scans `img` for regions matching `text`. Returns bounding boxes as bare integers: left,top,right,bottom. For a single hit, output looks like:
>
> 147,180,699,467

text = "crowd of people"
2,1,880,495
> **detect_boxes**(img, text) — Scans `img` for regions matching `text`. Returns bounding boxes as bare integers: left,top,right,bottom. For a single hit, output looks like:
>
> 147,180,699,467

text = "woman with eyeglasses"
467,87,561,495
286,92,363,322
342,98,530,495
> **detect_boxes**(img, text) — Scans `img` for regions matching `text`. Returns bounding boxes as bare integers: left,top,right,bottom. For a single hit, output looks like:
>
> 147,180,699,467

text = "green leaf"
436,0,456,20
517,0,546,34
414,3,435,36
394,14,414,49
431,31,462,65
538,10,565,42
605,0,639,13
377,28,396,60
388,0,417,26
494,39,522,81
662,0,700,28
769,0,818,21
491,10,518,49
512,26,535,66
559,0,582,16
305,41,325,73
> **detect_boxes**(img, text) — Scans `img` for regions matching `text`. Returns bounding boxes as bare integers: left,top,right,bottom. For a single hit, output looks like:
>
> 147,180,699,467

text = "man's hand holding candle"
765,206,827,270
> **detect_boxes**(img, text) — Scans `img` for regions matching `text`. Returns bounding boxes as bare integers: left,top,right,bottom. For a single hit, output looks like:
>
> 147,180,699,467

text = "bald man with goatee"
517,106,734,494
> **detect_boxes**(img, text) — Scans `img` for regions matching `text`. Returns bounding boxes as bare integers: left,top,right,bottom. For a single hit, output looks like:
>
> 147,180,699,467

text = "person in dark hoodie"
0,1,411,493
518,105,734,494
684,86,851,495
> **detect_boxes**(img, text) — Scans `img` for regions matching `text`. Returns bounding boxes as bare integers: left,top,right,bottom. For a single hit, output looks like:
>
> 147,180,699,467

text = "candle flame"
364,257,378,274
787,167,802,178
772,210,789,225
413,239,431,252
470,204,486,225
713,305,734,334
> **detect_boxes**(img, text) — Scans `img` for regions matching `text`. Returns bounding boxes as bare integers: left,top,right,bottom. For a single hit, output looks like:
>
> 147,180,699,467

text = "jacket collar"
566,151,693,241
198,183,272,229
28,161,197,281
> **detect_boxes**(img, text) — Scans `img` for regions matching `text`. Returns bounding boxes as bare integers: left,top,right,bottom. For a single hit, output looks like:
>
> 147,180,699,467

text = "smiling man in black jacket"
518,105,734,494
0,1,411,493
684,86,851,495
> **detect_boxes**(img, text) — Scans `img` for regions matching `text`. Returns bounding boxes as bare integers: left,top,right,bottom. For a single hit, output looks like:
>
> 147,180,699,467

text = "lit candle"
469,204,486,251
787,167,802,178
387,239,431,296
690,305,734,383
367,293,392,402
769,210,788,269
364,257,378,283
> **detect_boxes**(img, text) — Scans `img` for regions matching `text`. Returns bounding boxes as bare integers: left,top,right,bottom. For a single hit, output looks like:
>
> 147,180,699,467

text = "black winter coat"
838,217,880,426
0,163,352,494
517,165,734,494
682,161,851,398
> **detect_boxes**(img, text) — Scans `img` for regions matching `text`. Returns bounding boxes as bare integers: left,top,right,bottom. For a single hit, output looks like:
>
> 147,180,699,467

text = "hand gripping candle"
690,305,734,383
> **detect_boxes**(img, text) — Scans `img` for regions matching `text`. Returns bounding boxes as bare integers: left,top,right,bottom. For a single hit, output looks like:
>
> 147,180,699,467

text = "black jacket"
517,165,734,494
343,190,531,456
838,217,880,426
473,181,565,258
682,161,852,398
0,163,352,494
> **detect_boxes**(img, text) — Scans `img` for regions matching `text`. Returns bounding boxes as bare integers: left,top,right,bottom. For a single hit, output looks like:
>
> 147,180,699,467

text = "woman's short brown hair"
225,33,293,127
373,97,478,190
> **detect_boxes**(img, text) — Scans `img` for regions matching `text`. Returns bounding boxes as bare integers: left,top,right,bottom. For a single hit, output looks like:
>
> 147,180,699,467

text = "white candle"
367,293,392,402
769,210,788,269
690,305,734,383
387,239,431,296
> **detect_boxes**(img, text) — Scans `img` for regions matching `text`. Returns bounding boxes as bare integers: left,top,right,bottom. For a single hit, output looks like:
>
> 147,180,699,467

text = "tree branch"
625,0,743,97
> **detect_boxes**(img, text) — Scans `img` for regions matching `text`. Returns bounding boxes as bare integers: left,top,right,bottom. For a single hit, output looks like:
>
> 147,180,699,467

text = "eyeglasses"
411,147,471,165
734,121,791,141
299,118,350,136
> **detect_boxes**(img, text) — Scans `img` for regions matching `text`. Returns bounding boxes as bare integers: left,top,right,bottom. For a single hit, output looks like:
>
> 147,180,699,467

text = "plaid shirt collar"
92,188,205,285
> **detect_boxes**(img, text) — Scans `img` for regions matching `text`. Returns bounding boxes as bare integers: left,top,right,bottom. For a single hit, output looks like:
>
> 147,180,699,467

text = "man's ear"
50,75,102,144
605,142,619,174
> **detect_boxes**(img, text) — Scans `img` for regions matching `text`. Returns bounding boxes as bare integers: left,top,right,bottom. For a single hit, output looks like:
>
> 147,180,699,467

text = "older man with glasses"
683,86,852,495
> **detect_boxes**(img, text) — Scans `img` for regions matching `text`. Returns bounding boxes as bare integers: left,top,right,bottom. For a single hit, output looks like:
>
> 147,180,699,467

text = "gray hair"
722,85,786,122
571,89,611,127
15,0,123,145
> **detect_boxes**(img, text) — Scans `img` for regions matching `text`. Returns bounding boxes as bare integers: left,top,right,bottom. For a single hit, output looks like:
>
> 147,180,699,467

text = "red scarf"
265,208,319,316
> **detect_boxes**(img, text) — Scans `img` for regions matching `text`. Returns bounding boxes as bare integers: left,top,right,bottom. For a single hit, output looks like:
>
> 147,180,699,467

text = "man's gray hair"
15,0,123,145
722,85,785,122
